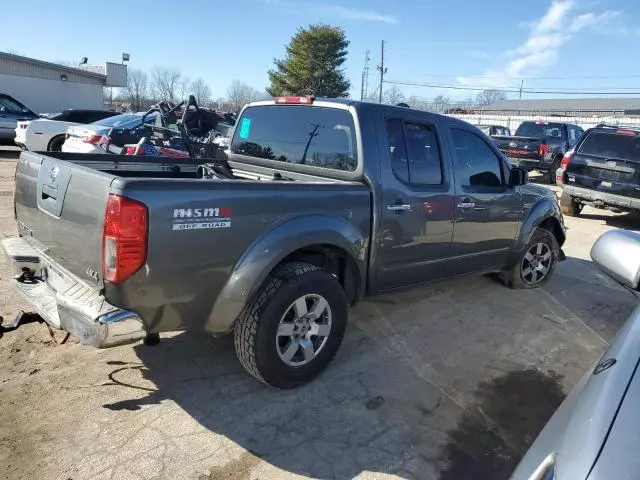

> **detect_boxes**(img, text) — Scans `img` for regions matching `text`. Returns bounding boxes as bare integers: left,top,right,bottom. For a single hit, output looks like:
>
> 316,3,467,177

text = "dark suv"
557,124,640,216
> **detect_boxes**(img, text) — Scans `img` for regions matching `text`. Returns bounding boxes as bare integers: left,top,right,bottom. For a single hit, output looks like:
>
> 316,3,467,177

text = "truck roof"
246,97,469,128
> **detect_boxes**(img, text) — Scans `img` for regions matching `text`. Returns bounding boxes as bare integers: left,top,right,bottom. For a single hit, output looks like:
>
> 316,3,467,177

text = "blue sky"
3,0,640,102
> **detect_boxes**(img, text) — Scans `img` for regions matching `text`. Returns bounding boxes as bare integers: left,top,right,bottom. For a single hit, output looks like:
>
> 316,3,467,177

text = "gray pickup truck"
4,97,566,388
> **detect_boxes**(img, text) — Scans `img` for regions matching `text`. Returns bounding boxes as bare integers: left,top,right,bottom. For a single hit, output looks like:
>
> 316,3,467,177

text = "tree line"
112,68,267,113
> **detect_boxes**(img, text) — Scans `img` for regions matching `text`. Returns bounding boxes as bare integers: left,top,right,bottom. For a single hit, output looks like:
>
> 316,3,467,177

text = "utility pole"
519,79,524,99
360,50,370,101
377,40,387,103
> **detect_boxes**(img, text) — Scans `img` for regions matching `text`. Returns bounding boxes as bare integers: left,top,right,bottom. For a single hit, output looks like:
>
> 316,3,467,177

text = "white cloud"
318,5,397,24
458,0,624,88
260,0,397,24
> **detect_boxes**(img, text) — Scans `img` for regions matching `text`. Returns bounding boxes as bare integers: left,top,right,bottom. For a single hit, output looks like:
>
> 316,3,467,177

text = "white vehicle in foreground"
61,112,158,154
14,110,117,151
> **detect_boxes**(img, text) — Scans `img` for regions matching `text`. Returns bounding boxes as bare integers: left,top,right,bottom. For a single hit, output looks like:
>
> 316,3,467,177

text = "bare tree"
227,80,261,113
176,76,191,103
190,78,212,105
476,89,507,106
431,94,451,113
126,69,148,111
382,85,405,105
151,67,182,103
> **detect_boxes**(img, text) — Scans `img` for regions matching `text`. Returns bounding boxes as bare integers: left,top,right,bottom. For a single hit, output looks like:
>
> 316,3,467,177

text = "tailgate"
494,135,542,161
567,131,640,198
14,151,114,288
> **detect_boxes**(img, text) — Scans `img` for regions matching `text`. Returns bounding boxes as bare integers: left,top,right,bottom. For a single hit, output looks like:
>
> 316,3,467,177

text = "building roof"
483,98,640,113
0,51,106,80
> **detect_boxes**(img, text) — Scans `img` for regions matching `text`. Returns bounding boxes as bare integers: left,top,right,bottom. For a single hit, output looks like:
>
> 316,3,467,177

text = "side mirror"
509,166,528,186
591,230,640,289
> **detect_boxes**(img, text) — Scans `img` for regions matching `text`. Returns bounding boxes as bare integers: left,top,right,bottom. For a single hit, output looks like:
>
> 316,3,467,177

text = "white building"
0,52,127,113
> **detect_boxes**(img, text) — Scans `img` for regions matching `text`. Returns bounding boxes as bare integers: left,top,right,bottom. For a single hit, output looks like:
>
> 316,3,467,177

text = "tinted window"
0,95,27,113
404,123,442,185
231,106,357,172
515,122,567,139
452,129,503,187
386,118,409,182
578,132,640,162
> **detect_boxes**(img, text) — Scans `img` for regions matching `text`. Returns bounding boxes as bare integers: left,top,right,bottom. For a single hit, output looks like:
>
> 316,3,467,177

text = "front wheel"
47,135,65,152
501,228,559,289
234,262,348,388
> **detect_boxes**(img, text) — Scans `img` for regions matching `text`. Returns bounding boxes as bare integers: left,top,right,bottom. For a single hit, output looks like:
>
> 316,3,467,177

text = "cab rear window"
231,105,357,172
578,132,640,161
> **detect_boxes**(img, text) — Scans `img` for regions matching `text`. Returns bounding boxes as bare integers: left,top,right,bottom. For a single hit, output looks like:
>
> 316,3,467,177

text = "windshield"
578,132,640,162
515,122,566,139
92,113,156,128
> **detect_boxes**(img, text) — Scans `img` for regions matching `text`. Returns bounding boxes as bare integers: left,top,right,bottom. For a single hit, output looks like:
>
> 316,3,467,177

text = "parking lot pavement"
0,155,637,480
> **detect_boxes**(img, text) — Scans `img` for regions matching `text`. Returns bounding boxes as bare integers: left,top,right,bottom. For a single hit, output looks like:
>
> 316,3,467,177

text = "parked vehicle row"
14,109,118,151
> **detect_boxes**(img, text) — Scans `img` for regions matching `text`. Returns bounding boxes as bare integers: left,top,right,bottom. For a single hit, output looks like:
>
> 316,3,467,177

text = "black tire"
544,156,562,184
47,135,65,152
560,191,582,217
501,228,559,289
234,262,348,388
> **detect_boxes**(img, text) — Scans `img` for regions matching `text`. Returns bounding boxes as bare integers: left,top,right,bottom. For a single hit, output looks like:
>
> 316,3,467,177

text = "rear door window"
231,105,357,172
578,132,640,161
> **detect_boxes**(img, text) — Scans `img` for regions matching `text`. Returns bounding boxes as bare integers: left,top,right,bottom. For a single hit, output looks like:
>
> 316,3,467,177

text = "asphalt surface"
0,146,637,480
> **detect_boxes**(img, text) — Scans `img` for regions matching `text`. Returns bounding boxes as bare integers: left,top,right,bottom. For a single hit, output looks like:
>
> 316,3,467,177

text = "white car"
14,110,117,151
61,112,158,154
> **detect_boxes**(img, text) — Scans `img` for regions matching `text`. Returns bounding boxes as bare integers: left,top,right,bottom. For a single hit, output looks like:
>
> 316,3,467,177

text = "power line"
383,80,640,96
392,73,640,80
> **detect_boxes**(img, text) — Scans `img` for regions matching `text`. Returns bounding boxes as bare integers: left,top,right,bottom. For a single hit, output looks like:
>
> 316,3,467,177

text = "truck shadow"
98,270,624,479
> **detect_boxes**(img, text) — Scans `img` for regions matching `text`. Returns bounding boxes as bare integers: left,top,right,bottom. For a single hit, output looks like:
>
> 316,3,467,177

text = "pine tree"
267,24,350,98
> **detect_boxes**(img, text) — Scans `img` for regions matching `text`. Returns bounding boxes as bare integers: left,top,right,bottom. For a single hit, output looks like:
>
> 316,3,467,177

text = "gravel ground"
0,146,637,480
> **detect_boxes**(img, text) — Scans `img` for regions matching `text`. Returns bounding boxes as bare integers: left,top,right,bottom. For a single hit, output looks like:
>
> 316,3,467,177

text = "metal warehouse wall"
1,74,104,113
0,56,105,85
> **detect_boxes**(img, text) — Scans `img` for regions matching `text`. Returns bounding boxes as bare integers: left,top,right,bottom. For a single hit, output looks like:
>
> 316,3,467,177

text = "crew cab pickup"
4,98,566,388
494,121,584,184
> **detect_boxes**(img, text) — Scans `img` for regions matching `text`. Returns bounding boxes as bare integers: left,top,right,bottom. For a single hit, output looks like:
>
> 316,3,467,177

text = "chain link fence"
447,112,640,132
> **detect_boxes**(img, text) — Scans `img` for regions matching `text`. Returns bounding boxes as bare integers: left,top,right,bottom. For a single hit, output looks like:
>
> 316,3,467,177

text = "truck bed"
12,151,371,336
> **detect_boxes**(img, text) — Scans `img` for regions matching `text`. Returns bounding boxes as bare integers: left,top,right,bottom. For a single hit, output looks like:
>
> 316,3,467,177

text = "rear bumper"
563,184,640,211
1,237,146,348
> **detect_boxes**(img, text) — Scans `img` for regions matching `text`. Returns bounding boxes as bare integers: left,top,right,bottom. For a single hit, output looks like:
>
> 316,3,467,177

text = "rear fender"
204,214,367,334
507,197,565,267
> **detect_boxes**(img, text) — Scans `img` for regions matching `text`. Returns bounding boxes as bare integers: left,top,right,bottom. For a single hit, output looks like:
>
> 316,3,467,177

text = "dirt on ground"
0,148,637,480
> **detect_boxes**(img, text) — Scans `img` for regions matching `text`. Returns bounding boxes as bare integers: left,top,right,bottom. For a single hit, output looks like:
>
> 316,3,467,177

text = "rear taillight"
65,133,69,139
557,150,574,184
560,150,574,169
82,135,103,144
539,143,549,157
616,129,637,136
102,194,148,284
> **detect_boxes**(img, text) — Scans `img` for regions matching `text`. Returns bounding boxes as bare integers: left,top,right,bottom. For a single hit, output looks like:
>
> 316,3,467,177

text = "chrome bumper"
1,237,146,348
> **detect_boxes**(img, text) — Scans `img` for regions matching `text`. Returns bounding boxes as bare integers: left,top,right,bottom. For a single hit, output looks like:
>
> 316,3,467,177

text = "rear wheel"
234,262,348,388
544,156,562,184
501,228,559,289
47,135,65,152
560,191,583,217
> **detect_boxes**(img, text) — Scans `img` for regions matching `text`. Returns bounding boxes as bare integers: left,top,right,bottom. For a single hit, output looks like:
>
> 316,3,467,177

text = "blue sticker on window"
239,118,251,139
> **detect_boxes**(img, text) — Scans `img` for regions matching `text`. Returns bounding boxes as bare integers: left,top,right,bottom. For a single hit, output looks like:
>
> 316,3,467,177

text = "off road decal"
172,207,232,230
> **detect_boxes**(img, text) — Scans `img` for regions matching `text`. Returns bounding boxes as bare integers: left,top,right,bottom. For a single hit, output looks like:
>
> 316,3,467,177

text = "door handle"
387,204,412,212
